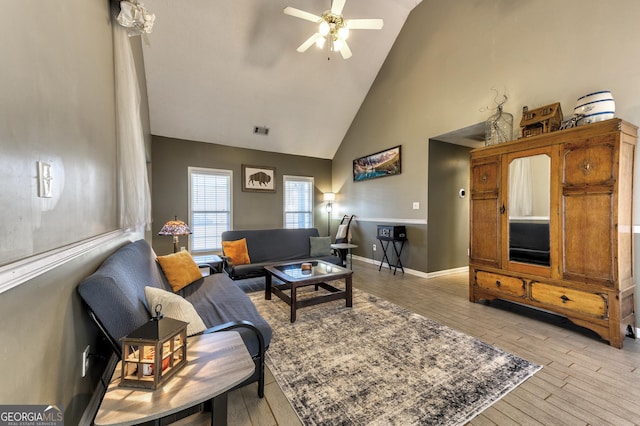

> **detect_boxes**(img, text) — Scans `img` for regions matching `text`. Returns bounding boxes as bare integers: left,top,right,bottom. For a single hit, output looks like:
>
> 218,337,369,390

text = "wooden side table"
331,243,358,269
94,331,254,426
194,254,224,275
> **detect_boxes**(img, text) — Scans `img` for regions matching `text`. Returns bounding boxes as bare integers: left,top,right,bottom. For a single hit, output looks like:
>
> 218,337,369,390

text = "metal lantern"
119,304,188,390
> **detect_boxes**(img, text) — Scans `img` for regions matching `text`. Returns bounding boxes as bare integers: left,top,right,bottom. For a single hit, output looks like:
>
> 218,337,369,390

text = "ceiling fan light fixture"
319,20,330,36
284,0,383,59
333,38,343,52
338,26,349,40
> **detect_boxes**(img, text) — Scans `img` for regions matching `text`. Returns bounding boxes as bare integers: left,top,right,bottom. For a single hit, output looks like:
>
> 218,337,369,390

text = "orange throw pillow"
156,251,203,292
222,238,251,266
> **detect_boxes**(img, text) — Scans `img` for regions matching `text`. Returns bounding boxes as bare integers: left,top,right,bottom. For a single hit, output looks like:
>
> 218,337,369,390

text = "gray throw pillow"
309,236,331,257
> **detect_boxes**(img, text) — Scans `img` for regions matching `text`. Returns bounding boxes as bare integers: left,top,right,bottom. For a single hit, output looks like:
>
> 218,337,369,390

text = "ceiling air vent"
253,126,270,136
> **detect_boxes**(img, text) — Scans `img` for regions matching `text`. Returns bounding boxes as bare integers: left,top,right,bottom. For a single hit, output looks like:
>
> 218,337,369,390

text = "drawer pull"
561,294,570,303
495,280,501,288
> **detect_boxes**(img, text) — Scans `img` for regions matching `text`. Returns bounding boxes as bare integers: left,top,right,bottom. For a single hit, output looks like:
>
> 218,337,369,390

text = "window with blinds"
283,175,314,229
188,167,232,254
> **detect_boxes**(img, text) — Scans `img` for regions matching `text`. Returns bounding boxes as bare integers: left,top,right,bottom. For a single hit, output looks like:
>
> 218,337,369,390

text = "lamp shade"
158,217,192,236
323,192,336,202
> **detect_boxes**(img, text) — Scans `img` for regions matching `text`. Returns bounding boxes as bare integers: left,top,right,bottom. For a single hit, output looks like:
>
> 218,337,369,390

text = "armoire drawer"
476,271,526,297
530,282,608,318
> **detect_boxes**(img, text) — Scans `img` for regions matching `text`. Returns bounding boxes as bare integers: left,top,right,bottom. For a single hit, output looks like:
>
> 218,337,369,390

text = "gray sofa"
77,239,272,397
221,228,342,280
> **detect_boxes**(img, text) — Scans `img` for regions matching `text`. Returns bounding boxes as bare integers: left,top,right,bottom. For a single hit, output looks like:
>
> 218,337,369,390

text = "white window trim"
188,166,233,253
283,175,314,228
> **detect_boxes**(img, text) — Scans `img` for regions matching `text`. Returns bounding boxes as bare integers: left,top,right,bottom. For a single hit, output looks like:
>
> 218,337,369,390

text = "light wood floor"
179,260,640,426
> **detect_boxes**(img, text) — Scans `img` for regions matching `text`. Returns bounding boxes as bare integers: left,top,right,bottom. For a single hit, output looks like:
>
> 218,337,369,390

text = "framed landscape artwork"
353,145,401,182
242,165,276,192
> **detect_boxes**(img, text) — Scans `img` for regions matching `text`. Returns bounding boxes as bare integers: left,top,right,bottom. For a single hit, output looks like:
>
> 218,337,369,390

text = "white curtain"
113,24,152,230
509,158,533,217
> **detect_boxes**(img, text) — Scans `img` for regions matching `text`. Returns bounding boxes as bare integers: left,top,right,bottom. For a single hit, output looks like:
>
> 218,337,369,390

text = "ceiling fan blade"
283,6,322,23
331,0,346,15
347,19,384,30
339,40,352,59
297,33,323,52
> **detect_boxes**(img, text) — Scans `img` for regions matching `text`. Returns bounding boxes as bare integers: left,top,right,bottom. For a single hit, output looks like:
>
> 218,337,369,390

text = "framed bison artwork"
242,165,276,192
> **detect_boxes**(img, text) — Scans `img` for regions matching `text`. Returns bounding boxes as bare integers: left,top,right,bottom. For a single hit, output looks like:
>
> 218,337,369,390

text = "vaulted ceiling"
142,0,422,159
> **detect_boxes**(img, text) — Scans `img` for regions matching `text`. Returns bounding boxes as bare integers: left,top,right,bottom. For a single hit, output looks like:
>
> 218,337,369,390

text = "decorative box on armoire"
468,118,636,348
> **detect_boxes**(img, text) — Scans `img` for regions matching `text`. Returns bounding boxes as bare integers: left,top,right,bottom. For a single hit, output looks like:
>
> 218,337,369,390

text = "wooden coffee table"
264,260,353,322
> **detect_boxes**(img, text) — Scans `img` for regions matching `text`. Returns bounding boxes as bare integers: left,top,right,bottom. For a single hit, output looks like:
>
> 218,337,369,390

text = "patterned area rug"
249,288,542,426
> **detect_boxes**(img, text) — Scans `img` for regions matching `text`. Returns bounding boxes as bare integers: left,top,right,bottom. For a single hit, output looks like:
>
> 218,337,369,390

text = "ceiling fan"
284,0,384,59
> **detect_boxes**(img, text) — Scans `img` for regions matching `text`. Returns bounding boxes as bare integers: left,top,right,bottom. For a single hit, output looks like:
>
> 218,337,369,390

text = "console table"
94,331,255,426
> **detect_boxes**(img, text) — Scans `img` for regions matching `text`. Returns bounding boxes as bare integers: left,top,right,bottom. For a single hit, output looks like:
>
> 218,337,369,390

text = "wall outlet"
412,202,420,210
82,345,90,378
373,244,377,251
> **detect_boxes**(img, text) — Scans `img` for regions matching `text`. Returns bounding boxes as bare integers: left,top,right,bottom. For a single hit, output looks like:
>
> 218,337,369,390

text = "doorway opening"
427,122,485,272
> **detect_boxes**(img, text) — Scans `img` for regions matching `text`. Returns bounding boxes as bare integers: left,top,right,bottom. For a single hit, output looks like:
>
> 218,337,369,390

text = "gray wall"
151,136,332,255
0,238,135,421
0,0,118,266
427,141,471,272
333,0,640,281
330,141,469,275
354,222,425,273
0,1,150,423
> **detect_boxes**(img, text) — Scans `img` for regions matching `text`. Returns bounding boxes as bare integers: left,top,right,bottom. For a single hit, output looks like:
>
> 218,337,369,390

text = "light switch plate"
37,161,53,198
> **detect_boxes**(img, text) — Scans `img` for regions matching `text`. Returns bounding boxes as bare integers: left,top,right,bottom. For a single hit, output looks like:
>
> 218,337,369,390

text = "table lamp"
158,216,192,253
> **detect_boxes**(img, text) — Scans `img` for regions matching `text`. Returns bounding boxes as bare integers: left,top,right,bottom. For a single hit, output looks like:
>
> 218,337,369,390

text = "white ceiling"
141,0,422,159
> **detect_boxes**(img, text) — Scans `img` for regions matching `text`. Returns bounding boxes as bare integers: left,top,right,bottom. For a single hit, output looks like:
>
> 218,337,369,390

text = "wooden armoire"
469,118,636,348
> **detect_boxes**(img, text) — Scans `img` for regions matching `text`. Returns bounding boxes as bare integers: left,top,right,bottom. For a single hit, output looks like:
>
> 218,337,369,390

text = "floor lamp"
323,192,335,237
158,216,192,253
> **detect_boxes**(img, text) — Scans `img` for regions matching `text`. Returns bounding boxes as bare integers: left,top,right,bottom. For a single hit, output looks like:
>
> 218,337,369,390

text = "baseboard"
422,266,469,279
351,255,468,279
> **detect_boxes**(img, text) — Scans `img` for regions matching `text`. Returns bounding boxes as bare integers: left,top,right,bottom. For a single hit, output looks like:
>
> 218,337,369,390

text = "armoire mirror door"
506,152,551,273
